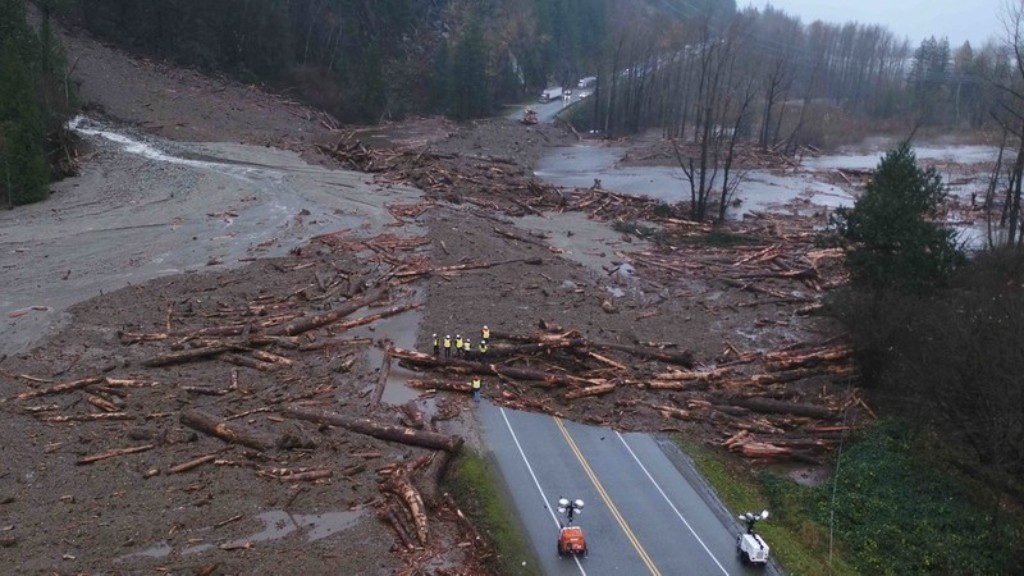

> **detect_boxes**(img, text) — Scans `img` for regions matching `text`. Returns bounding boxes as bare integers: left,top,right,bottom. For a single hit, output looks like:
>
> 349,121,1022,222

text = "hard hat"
483,325,489,329
446,334,450,338
432,333,437,337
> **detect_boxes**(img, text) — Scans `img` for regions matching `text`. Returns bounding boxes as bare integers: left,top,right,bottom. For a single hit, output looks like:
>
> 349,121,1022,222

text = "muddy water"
0,117,423,356
535,140,999,246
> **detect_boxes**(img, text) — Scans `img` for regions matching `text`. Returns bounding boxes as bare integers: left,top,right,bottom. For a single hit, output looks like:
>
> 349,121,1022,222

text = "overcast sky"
752,1,1007,48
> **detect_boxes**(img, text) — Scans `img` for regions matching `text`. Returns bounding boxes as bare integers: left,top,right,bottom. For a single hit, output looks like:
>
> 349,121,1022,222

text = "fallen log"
564,382,616,400
406,379,471,393
763,347,852,371
377,507,416,551
652,404,690,421
251,350,292,366
727,397,835,420
484,332,695,368
180,410,276,451
298,337,373,352
653,367,732,382
592,340,694,367
483,339,583,358
84,393,120,412
388,347,592,388
219,353,278,372
392,257,543,280
77,444,155,465
41,412,134,423
330,303,423,335
282,405,463,452
143,345,237,368
384,469,429,545
372,347,393,405
5,375,104,402
265,288,387,336
279,469,333,483
418,450,451,508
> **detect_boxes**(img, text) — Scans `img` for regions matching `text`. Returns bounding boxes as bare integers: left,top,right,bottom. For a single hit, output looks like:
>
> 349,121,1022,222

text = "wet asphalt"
478,401,783,575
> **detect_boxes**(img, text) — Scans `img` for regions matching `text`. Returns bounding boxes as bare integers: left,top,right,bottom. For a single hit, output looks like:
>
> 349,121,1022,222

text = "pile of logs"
388,320,862,465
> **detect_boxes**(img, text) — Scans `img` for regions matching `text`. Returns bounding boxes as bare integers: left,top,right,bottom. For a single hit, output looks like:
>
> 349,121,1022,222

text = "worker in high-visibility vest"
478,339,488,358
432,333,439,356
463,338,473,360
482,325,490,341
455,334,463,356
471,376,482,403
443,335,452,358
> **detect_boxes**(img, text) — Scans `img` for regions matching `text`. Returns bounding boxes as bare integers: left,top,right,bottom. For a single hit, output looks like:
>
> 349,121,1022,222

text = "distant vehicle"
577,76,597,89
539,86,564,103
521,108,538,125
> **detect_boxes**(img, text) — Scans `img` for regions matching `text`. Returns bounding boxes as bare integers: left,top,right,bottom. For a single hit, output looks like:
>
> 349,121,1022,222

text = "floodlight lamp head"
558,498,570,508
574,499,584,509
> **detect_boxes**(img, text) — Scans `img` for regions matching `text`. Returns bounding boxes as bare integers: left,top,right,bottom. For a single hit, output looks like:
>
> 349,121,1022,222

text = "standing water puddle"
116,508,365,561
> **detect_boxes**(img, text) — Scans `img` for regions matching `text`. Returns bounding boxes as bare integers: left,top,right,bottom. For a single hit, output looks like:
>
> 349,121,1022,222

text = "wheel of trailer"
557,541,564,557
741,550,751,565
583,544,589,557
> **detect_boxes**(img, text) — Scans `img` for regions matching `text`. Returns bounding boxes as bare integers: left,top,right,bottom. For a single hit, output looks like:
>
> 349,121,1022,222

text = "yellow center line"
555,416,661,576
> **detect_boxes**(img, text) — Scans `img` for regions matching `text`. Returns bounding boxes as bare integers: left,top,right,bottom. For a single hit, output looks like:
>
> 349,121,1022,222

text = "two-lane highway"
479,402,774,575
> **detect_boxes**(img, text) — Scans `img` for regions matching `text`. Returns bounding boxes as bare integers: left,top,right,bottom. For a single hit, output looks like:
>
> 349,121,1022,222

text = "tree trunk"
180,409,276,451
282,405,464,452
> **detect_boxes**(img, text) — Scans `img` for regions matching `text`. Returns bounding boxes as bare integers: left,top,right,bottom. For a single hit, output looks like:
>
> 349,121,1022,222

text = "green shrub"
817,420,1020,575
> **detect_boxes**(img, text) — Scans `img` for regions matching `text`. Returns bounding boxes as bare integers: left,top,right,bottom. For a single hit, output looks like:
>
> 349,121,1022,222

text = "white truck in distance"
538,86,563,103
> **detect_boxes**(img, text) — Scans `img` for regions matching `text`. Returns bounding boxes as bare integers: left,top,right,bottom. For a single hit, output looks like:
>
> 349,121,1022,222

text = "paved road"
507,90,592,124
479,402,778,575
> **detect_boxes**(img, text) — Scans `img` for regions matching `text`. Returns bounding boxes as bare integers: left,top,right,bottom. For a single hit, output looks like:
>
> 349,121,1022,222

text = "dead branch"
77,444,155,465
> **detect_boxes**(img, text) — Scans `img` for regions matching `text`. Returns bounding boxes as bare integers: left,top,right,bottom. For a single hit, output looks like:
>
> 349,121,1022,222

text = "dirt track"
0,21,855,575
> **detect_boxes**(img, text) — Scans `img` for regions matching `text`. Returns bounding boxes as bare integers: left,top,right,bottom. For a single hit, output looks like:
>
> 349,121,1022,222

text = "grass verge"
445,450,541,576
677,436,859,576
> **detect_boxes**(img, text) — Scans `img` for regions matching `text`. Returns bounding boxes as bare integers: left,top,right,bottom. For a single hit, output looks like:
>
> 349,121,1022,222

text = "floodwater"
535,139,1000,245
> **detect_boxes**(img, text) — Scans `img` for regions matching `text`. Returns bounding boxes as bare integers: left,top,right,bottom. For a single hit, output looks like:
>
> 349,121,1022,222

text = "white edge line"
499,407,587,575
615,431,730,576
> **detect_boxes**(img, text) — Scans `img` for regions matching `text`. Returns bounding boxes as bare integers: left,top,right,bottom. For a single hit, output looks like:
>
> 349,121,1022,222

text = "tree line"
67,0,616,122
1,0,75,207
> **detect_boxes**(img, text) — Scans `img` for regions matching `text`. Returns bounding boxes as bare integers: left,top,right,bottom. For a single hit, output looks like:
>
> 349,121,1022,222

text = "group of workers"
432,325,491,361
431,325,491,404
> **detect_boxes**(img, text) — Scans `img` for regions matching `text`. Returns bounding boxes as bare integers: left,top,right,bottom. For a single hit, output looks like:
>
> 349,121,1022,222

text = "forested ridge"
6,0,1013,208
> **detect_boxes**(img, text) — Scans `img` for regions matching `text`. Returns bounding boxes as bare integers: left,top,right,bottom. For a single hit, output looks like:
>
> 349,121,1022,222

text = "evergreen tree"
0,0,50,206
832,142,963,293
451,14,490,120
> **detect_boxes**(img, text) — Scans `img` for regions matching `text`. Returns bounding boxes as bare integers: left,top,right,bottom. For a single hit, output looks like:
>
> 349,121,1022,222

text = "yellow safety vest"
432,336,439,347
463,341,471,352
479,341,488,354
455,336,463,348
482,327,490,340
471,378,481,390
443,337,451,348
